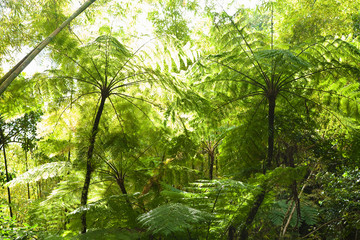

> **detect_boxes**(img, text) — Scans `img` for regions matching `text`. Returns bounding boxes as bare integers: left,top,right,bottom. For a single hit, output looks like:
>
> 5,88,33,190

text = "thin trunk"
266,96,276,171
80,95,107,234
238,97,276,240
38,181,42,199
0,0,97,95
3,146,13,218
228,225,236,240
238,190,266,240
116,178,127,195
25,150,30,199
209,152,214,180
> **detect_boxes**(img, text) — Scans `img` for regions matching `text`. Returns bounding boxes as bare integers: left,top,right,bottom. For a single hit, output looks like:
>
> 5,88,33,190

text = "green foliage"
138,203,211,236
0,205,38,240
6,162,71,188
266,200,318,227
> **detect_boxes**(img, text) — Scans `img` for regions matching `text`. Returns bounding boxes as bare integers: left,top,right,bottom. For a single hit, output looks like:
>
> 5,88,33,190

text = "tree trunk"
209,152,214,180
80,95,107,234
25,149,31,199
238,190,266,240
266,96,276,171
238,96,276,240
0,0,97,95
228,225,236,240
3,146,13,218
116,177,127,195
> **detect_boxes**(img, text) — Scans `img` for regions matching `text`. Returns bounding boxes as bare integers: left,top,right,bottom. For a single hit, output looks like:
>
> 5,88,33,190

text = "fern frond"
138,203,212,236
6,161,71,188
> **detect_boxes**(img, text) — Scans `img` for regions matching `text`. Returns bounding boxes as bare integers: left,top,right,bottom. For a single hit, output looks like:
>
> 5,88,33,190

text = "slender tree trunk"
0,0,97,95
80,95,107,234
116,178,127,195
209,152,214,180
266,96,276,171
3,146,13,218
228,225,236,240
238,96,276,240
238,190,266,240
25,149,31,199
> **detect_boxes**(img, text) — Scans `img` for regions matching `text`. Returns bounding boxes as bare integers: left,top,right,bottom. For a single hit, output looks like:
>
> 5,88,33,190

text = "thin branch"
109,72,151,91
278,92,303,120
224,11,270,85
278,67,340,90
214,91,263,112
208,59,265,90
48,75,101,89
51,92,99,134
112,93,155,124
49,46,102,87
108,37,157,88
300,218,342,239
292,87,358,102
108,96,125,133
111,92,161,108
282,90,349,130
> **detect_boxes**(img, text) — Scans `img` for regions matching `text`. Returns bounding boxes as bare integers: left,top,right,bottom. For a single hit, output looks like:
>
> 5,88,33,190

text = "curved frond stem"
110,79,153,92
278,92,303,120
109,72,151,90
97,153,120,177
97,169,116,178
105,35,109,86
282,90,349,130
292,87,357,102
90,57,103,83
50,47,102,87
128,142,156,170
296,41,324,58
208,59,266,90
224,12,270,84
108,96,125,134
48,76,101,89
109,37,156,87
112,92,161,108
112,93,155,125
51,92,99,134
278,67,340,90
214,91,263,112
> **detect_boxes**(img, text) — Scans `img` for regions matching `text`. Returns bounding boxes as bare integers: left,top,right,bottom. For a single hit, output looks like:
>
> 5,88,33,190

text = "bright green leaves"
148,0,198,42
6,162,71,188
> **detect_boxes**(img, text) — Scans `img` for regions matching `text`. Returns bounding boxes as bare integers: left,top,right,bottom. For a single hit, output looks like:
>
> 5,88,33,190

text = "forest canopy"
1,0,360,239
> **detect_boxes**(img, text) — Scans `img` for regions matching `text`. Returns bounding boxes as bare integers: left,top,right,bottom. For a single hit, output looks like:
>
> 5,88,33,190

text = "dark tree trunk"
25,149,30,199
209,152,215,180
238,96,276,240
80,95,107,234
228,225,236,240
116,177,127,195
266,96,276,171
3,146,13,218
238,190,266,240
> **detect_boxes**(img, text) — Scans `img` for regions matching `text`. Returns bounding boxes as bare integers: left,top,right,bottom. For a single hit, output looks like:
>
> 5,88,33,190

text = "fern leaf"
138,203,211,236
6,161,71,188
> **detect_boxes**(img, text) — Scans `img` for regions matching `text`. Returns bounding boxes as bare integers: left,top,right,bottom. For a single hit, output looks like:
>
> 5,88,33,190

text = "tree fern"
138,203,211,237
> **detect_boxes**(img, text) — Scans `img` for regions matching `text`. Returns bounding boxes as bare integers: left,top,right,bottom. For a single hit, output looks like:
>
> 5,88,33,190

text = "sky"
1,0,261,77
